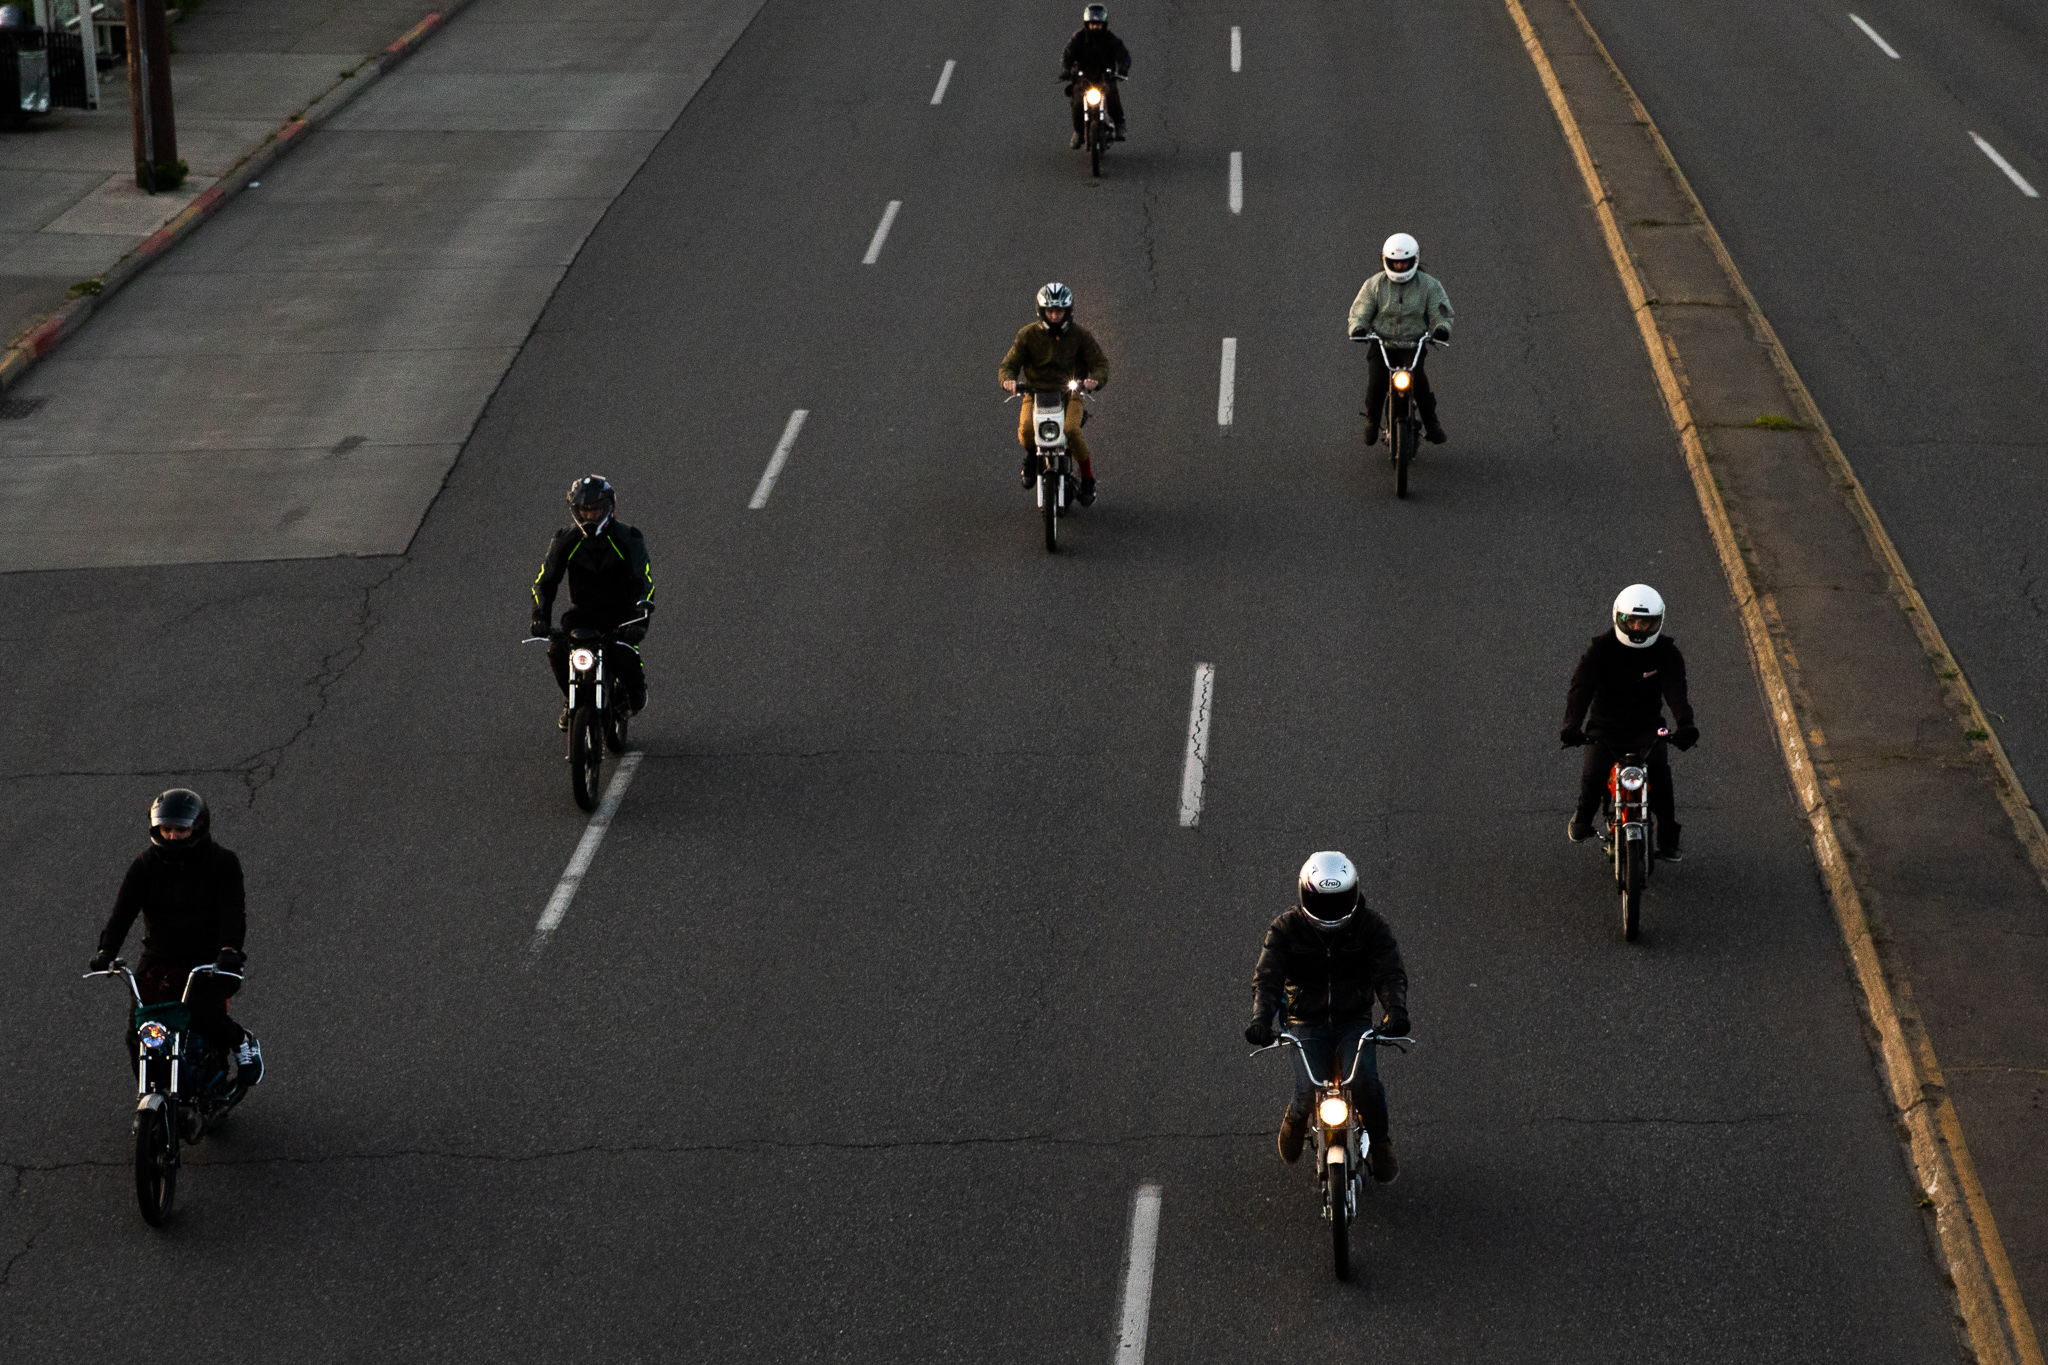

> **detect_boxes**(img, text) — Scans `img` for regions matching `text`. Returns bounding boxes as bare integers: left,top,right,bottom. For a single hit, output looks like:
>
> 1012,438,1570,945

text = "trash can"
1,5,54,120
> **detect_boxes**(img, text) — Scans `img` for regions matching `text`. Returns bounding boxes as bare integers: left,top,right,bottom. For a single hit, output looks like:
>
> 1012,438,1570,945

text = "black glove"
215,948,246,974
88,948,113,973
1379,1011,1411,1038
1243,1017,1276,1048
1560,723,1588,748
1431,324,1451,342
1672,725,1699,752
530,617,549,640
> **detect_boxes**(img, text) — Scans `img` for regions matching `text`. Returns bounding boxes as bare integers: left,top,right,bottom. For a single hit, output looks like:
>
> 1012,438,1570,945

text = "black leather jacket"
1061,26,1130,77
1251,905,1408,1028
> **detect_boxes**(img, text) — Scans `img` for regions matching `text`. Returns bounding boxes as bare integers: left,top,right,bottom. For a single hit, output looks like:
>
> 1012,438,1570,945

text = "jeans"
1285,1018,1390,1141
1577,737,1679,848
1364,343,1438,430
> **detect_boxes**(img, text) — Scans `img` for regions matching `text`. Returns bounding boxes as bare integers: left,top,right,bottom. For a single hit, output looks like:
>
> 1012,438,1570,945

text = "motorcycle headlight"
1619,766,1645,790
1038,420,1061,442
1085,87,1103,107
1392,371,1412,391
570,648,596,672
1318,1096,1350,1127
138,1022,171,1052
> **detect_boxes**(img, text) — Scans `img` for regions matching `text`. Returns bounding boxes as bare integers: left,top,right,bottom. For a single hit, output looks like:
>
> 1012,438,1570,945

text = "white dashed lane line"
1848,13,1900,59
862,201,902,264
1970,132,2040,197
531,753,644,952
1216,339,1236,430
930,59,955,105
1114,1183,1163,1364
749,409,809,509
1179,664,1215,828
1230,25,1241,72
1229,151,1242,214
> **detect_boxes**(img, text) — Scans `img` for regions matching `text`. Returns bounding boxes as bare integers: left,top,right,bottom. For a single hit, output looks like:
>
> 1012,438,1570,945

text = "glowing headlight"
1038,420,1061,442
1318,1097,1350,1127
1392,371,1412,391
138,1022,171,1052
1619,767,1645,790
569,648,597,672
1085,88,1104,107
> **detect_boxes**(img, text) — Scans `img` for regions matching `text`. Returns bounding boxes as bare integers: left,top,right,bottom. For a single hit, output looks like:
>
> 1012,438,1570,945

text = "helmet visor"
1384,256,1416,278
1616,611,1663,645
1300,886,1359,926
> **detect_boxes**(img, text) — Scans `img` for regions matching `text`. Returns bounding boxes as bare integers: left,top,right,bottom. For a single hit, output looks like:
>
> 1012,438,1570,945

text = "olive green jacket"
998,322,1110,392
1346,271,1455,345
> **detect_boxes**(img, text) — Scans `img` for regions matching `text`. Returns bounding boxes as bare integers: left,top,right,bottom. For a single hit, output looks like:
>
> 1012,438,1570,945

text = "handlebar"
83,960,242,1006
522,610,651,645
1250,1029,1415,1085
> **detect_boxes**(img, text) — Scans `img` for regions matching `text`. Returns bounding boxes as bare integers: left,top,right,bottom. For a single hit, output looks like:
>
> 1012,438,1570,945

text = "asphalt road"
1576,0,2048,812
1,0,1965,1359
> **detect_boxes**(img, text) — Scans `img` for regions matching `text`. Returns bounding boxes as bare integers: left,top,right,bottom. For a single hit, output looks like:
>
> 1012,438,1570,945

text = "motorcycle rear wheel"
603,697,629,755
134,1106,176,1227
570,707,603,812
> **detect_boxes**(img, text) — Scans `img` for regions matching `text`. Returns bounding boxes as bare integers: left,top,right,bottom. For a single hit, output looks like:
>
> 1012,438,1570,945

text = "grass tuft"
1749,413,1805,431
67,279,104,299
1965,728,1991,742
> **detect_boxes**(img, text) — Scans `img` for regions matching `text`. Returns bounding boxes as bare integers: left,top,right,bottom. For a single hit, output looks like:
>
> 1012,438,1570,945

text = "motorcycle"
1011,382,1091,553
83,959,249,1227
1349,328,1449,499
1063,72,1125,178
525,606,648,811
1253,1028,1414,1281
1600,728,1668,941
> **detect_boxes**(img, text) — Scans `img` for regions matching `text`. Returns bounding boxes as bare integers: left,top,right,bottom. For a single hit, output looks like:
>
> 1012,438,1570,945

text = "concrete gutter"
1505,0,2046,1361
0,1,476,396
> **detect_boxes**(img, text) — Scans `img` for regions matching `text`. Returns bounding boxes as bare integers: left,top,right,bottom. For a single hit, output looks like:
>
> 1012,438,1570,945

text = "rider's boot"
1566,811,1595,843
558,703,571,731
629,685,647,716
1657,824,1684,862
1423,418,1447,445
1277,1106,1307,1164
234,1037,264,1087
1368,1135,1399,1184
1078,476,1097,507
1021,453,1036,489
1070,130,1083,149
1362,420,1380,447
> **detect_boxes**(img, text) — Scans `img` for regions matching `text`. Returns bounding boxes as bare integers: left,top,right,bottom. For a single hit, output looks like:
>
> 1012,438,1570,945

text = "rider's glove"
1560,723,1588,748
215,948,246,974
530,616,550,639
1379,1011,1411,1039
1672,725,1700,752
1243,1017,1276,1048
1432,324,1451,343
88,948,113,973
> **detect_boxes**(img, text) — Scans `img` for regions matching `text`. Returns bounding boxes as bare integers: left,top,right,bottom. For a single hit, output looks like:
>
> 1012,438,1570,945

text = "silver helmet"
1297,851,1360,929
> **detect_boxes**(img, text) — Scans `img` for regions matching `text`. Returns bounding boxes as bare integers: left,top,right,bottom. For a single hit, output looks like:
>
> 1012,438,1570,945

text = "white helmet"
1613,584,1666,649
1297,851,1360,929
1381,232,1419,283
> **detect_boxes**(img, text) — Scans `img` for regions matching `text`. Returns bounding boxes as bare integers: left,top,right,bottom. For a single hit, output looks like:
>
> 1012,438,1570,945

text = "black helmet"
567,476,615,535
1036,281,1075,334
149,789,211,849
1082,4,1108,24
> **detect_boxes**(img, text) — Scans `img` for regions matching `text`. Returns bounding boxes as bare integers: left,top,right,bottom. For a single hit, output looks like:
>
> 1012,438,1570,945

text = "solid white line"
1970,131,2040,197
1114,1183,1163,1365
930,59,956,105
1847,14,1900,59
749,409,809,509
1230,26,1241,72
862,200,902,264
1228,151,1243,213
1216,339,1237,429
531,751,644,950
1178,664,1215,828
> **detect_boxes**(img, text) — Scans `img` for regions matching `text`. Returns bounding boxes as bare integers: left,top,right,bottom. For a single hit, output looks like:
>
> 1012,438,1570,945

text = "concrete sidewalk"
0,0,424,349
0,0,765,570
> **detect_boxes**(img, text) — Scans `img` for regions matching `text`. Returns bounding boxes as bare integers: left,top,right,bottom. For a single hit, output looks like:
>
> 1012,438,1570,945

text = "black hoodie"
1563,631,1695,743
98,837,246,970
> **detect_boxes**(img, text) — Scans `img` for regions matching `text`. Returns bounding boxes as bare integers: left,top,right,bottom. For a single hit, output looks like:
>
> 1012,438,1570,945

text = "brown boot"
1368,1135,1399,1184
1277,1108,1307,1164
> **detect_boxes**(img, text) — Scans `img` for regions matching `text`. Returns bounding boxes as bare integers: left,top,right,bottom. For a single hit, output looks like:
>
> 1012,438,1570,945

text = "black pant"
1364,344,1438,430
1068,77,1126,134
547,607,646,705
1577,738,1679,848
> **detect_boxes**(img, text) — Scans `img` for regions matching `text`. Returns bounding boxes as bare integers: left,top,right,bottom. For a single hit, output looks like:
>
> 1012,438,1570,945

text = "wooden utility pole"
122,0,176,191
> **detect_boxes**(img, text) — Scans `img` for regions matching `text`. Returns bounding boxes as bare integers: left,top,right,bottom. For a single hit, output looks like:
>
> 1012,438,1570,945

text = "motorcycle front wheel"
134,1105,176,1227
1042,473,1060,553
1622,839,1646,941
1329,1163,1352,1280
570,707,603,812
1090,119,1103,178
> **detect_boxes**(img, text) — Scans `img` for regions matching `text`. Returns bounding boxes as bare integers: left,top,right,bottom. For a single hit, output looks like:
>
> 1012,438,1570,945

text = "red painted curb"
384,13,442,57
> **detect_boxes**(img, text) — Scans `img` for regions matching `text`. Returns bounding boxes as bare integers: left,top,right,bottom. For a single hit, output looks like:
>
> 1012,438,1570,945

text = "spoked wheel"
1622,839,1646,941
603,699,629,755
1329,1164,1352,1281
1042,474,1061,553
569,706,604,811
134,1105,176,1227
1393,419,1413,499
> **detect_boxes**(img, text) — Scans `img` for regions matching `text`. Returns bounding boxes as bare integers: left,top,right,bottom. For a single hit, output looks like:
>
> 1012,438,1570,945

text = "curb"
0,1,475,396
1503,2,2044,1363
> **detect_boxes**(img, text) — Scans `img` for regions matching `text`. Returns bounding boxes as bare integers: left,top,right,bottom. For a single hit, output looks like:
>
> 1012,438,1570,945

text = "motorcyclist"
530,476,654,729
1561,584,1699,860
1061,3,1130,148
1243,852,1410,1183
1346,232,1455,446
1000,282,1110,506
90,789,263,1086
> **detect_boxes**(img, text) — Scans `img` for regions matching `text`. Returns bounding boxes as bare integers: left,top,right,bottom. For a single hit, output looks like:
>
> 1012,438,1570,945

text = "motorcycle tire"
1622,839,1645,942
134,1105,176,1227
570,706,603,812
1090,126,1102,178
1042,474,1060,553
1330,1162,1352,1281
